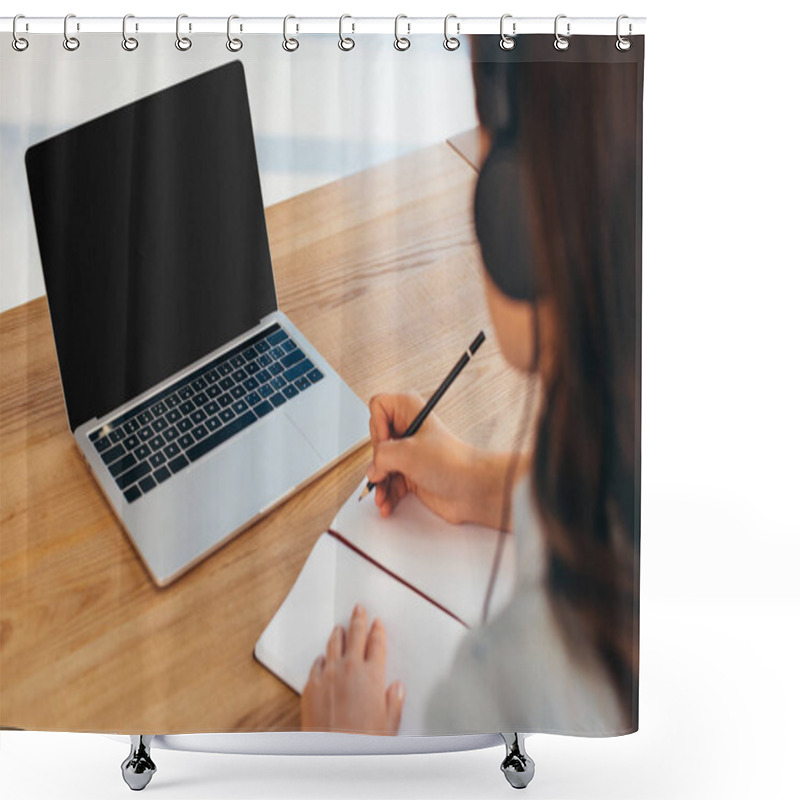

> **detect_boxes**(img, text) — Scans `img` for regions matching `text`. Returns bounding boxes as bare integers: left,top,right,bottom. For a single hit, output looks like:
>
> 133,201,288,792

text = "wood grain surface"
0,142,531,733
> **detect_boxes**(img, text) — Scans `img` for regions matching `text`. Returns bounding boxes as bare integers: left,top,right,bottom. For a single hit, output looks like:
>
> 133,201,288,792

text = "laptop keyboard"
88,324,324,504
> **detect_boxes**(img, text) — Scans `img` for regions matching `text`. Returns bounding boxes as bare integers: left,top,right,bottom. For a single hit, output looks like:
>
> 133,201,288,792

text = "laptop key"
230,385,246,399
152,417,168,433
178,386,194,401
255,339,269,353
166,409,181,424
137,409,154,425
134,443,151,461
150,434,165,450
163,425,179,442
179,400,195,415
185,409,258,464
269,363,284,376
150,451,167,468
109,453,136,477
116,461,151,490
164,442,180,459
218,361,233,376
190,409,207,425
244,347,257,361
138,425,153,441
178,433,195,449
206,416,222,432
281,348,304,368
230,354,245,368
243,377,259,392
194,391,209,406
139,475,157,494
219,407,235,424
271,392,287,408
232,399,248,415
206,383,222,399
191,377,207,392
193,424,209,440
220,376,235,390
177,418,193,433
218,392,233,407
101,443,126,465
94,435,111,453
205,368,220,382
255,369,271,384
109,428,125,443
123,419,140,435
152,401,167,416
123,485,142,503
204,400,221,416
165,394,181,409
244,361,260,376
257,353,273,368
258,384,275,399
123,434,139,451
269,375,287,391
308,369,324,383
253,398,273,417
153,465,171,484
282,339,297,352
267,328,288,347
232,368,247,383
245,391,261,407
168,454,189,474
284,359,314,382
283,383,299,399
295,375,311,391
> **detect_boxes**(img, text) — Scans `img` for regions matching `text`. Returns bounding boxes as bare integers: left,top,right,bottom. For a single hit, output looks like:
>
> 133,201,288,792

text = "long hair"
497,49,641,725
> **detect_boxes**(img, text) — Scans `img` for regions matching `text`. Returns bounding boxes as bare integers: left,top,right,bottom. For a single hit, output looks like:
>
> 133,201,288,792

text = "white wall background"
1,1,799,799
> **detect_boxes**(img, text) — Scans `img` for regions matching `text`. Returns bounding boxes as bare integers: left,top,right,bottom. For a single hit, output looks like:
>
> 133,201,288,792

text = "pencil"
359,330,486,502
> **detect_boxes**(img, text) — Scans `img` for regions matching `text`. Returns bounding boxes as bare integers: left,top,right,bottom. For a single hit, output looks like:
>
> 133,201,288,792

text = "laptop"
25,61,370,586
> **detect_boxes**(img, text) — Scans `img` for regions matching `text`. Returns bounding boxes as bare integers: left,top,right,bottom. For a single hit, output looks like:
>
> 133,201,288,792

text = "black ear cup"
473,137,538,302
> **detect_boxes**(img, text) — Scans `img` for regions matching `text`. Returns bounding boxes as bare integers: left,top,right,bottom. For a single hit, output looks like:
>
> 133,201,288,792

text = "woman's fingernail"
395,682,405,702
354,603,365,616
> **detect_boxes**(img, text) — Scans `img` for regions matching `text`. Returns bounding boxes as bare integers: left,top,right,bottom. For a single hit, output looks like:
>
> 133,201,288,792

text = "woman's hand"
367,392,522,528
301,604,404,735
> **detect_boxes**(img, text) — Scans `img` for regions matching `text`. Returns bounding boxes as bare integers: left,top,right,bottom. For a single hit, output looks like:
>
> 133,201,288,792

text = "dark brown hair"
516,51,641,726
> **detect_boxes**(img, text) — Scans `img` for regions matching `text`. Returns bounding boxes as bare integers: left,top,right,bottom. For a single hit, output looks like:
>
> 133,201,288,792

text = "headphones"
472,40,539,303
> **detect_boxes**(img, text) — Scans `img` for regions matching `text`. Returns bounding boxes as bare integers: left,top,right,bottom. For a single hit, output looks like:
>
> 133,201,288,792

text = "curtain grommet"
499,14,516,51
12,14,29,51
554,14,570,51
394,15,411,51
226,15,243,52
175,14,192,51
63,13,80,52
443,14,460,51
616,15,632,51
282,15,299,52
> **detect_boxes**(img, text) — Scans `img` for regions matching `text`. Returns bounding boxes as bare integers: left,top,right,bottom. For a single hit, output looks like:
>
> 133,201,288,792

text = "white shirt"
424,478,631,736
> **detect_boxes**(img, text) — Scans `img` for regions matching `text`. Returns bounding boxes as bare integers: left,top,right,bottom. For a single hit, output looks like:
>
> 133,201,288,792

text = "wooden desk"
0,140,529,733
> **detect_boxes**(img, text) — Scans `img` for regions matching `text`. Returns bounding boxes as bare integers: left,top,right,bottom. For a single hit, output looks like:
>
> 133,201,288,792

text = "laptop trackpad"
128,414,324,583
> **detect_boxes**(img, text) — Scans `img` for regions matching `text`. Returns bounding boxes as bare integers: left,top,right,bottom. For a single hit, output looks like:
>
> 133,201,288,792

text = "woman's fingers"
365,617,386,668
345,604,368,662
385,681,405,734
326,625,344,662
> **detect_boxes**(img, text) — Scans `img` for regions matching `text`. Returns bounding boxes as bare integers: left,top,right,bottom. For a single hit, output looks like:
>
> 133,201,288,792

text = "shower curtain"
0,17,644,740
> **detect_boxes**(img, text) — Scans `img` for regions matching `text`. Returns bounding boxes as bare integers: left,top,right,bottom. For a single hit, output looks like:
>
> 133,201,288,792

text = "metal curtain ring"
227,15,243,51
394,15,410,51
12,14,29,52
176,14,192,51
554,14,570,51
338,14,355,51
499,14,516,50
283,15,299,52
443,14,460,51
63,13,80,51
616,15,632,51
122,14,138,51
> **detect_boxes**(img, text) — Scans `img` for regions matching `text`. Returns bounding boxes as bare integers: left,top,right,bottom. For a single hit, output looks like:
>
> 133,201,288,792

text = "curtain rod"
0,16,646,37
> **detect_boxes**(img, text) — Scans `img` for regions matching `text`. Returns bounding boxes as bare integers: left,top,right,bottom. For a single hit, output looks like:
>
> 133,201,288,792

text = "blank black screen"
26,61,278,431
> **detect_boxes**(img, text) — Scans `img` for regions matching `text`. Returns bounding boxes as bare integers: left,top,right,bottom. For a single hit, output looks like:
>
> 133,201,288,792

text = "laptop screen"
25,61,278,432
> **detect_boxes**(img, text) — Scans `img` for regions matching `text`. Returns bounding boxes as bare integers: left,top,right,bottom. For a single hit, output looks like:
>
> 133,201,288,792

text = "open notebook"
254,479,516,734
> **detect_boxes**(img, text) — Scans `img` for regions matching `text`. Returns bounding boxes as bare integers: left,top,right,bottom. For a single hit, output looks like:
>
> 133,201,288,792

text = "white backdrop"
1,1,799,799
